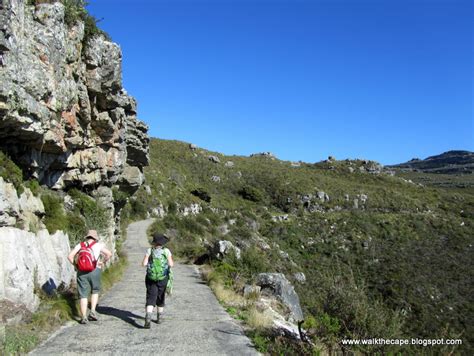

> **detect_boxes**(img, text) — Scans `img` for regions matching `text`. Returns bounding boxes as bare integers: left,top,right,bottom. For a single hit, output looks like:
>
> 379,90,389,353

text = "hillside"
131,138,473,354
388,150,474,174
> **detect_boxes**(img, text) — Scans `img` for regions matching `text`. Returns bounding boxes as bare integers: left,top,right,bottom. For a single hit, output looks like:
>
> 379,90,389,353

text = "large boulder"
256,273,304,322
0,227,75,312
213,240,241,260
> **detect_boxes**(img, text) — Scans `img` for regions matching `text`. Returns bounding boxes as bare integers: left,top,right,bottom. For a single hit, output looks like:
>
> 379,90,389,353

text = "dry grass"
246,306,272,330
210,282,246,307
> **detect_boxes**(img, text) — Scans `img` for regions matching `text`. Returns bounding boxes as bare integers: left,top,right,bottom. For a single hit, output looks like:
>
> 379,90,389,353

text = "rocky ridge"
0,0,149,313
388,150,474,174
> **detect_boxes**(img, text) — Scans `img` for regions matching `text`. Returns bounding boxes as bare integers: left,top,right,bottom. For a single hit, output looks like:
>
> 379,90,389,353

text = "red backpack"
76,241,97,272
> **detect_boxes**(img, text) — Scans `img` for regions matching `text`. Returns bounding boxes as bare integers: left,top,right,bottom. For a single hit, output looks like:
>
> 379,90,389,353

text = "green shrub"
129,198,147,219
65,211,87,245
238,185,265,202
24,179,41,196
41,193,68,234
68,188,110,237
0,151,23,190
112,186,130,208
191,188,211,202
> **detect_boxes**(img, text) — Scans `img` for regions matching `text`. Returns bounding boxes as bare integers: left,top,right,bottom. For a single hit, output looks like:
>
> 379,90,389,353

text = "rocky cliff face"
0,0,149,190
0,0,149,313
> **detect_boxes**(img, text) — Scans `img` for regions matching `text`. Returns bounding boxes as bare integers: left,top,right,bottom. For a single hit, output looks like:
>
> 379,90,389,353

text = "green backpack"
147,248,169,281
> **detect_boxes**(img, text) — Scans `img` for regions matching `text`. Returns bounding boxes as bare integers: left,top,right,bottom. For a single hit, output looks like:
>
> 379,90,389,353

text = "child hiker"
142,232,174,329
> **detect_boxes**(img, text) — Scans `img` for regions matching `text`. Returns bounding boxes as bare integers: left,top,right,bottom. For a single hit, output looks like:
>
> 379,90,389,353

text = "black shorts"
145,276,169,307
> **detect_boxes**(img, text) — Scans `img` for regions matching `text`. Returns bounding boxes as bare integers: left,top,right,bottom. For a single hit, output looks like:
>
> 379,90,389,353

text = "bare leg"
90,293,99,312
146,305,154,313
80,298,88,318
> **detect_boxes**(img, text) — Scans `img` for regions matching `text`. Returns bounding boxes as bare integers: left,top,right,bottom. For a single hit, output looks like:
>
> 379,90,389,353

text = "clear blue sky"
88,0,473,165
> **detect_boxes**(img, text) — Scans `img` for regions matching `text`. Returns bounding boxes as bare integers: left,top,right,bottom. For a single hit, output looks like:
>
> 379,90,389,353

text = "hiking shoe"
144,312,152,329
80,317,89,325
88,310,98,321
155,312,161,324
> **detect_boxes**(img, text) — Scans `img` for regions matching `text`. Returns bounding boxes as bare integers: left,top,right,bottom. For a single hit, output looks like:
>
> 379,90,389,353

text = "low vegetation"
141,138,473,354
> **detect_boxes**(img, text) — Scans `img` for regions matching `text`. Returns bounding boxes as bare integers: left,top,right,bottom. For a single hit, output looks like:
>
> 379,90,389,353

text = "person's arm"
167,250,174,268
142,249,150,267
100,246,112,266
67,245,81,265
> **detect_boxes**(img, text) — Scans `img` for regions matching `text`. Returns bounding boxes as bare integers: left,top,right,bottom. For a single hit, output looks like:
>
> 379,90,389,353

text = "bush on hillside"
0,151,23,190
238,185,265,203
191,188,211,202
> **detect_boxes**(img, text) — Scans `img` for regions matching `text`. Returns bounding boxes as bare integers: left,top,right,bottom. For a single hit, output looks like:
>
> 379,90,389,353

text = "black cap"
152,233,169,246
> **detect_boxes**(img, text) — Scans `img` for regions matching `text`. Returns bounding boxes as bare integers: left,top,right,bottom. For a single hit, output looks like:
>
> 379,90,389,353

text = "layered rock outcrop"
0,0,149,313
0,0,149,190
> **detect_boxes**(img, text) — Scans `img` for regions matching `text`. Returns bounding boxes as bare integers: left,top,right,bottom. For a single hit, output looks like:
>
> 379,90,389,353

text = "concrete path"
31,219,258,355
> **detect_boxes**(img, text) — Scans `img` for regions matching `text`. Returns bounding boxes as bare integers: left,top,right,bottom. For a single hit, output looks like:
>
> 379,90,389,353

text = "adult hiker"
67,229,112,324
142,232,174,329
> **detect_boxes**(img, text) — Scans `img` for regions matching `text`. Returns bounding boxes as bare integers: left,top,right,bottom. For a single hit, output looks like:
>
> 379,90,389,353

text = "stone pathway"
30,219,258,355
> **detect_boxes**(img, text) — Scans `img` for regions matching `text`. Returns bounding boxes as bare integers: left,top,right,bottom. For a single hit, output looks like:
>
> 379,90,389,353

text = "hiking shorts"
145,276,169,307
77,268,102,298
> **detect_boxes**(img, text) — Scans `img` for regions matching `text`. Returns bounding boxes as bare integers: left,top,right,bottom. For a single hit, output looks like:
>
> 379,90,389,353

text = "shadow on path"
96,306,144,328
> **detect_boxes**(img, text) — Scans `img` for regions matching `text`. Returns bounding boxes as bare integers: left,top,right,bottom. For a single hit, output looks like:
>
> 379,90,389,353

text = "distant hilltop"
388,150,474,174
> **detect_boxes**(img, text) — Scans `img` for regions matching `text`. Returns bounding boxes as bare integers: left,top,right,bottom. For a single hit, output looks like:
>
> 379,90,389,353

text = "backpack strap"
86,240,97,262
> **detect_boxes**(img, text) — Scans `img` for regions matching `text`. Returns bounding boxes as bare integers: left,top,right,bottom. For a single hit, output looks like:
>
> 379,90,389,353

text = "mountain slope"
131,138,473,354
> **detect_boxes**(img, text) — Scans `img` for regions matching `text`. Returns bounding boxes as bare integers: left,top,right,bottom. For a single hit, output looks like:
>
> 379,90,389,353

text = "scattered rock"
179,203,202,216
211,175,221,183
208,155,220,163
353,199,359,209
213,240,241,260
257,239,271,250
218,224,230,235
224,161,234,167
293,272,306,284
144,185,152,195
151,204,166,218
272,214,289,222
250,152,276,159
189,143,197,150
316,191,330,202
